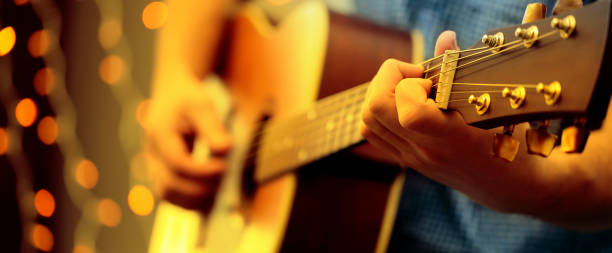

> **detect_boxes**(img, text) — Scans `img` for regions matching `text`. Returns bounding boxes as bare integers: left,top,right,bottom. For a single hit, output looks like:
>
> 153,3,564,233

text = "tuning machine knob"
536,81,561,105
551,15,576,39
502,86,526,109
468,93,491,115
526,120,558,157
493,125,520,162
561,118,589,153
515,25,539,48
482,32,504,53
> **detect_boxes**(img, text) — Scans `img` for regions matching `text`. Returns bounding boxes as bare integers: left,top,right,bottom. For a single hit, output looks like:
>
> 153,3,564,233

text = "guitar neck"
254,83,369,183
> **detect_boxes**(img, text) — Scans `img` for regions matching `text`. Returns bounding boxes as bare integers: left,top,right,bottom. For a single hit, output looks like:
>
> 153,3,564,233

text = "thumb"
434,30,460,57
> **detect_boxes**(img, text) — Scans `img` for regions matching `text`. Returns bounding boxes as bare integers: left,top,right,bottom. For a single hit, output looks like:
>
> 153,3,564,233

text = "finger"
186,101,232,156
395,79,450,137
434,30,459,57
149,128,227,179
361,110,413,152
153,162,219,211
370,59,425,96
359,123,402,161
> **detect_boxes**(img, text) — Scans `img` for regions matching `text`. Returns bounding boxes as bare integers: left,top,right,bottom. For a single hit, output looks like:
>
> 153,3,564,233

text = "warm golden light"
73,244,94,253
268,0,292,5
16,98,38,127
37,116,58,145
75,159,99,189
14,0,29,5
99,19,122,50
31,224,54,252
33,67,55,96
128,184,155,216
0,128,7,155
97,198,122,227
98,55,124,85
0,26,16,56
142,2,168,30
28,29,51,58
34,189,55,217
136,99,150,127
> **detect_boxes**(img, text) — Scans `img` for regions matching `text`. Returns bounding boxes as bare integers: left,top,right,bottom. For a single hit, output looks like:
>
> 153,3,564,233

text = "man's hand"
145,68,231,213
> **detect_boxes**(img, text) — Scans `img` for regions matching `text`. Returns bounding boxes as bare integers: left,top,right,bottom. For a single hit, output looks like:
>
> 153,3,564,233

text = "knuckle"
381,58,398,70
397,105,424,129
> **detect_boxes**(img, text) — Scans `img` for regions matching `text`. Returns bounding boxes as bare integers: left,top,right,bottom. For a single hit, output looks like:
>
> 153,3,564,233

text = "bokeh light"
142,2,168,30
16,98,38,127
31,224,54,252
33,67,55,96
98,19,122,50
73,244,94,253
0,128,7,155
28,29,51,58
136,99,150,127
34,189,55,217
37,116,58,145
97,198,122,227
0,26,16,56
13,0,29,6
128,184,154,216
98,55,124,85
268,0,292,5
75,159,99,189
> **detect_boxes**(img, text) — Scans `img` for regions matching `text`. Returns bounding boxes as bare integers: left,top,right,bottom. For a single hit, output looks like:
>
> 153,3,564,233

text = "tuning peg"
522,3,547,23
493,125,520,162
526,120,558,157
561,118,590,153
551,15,576,39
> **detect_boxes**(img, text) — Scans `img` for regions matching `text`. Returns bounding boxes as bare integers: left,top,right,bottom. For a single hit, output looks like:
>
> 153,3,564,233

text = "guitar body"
149,2,421,253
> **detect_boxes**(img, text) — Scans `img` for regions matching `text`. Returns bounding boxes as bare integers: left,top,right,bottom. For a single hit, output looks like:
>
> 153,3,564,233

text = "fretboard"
254,83,369,182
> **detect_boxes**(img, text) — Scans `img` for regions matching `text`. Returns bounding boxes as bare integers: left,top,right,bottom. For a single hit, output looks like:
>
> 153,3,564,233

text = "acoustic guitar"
149,1,612,252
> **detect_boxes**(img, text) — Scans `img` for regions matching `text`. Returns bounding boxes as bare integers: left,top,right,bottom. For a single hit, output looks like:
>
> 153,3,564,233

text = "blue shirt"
352,0,612,252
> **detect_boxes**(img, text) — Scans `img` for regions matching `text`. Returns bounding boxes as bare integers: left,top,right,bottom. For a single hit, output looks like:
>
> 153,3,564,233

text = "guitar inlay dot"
346,114,354,122
326,121,335,131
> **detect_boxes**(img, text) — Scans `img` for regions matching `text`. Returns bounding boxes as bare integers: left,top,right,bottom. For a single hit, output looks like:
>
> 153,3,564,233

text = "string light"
98,19,122,50
28,29,51,58
34,189,55,217
15,98,38,127
31,224,54,252
96,198,122,227
33,67,55,96
128,184,154,216
0,26,16,56
98,55,125,85
0,128,8,155
142,2,168,30
37,116,58,145
73,244,94,253
13,0,29,6
75,159,99,189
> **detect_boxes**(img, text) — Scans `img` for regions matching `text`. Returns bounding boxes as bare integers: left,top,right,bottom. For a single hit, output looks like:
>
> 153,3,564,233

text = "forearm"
462,103,612,231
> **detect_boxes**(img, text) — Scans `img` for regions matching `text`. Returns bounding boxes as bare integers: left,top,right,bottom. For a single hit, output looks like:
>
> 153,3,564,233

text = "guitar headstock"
425,0,612,160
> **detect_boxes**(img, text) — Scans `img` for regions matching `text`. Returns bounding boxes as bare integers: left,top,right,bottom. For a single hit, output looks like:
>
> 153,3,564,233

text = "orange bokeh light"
75,159,99,189
128,184,155,216
73,244,94,253
33,67,55,96
97,198,122,227
99,19,122,50
28,29,51,58
37,116,58,145
0,26,16,56
31,224,53,252
14,0,29,5
142,2,168,30
98,55,124,85
0,128,8,155
34,189,55,217
16,98,38,127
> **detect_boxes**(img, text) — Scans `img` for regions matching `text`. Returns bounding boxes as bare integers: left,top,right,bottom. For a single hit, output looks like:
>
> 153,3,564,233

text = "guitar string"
242,31,562,162
423,41,523,73
429,30,557,83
